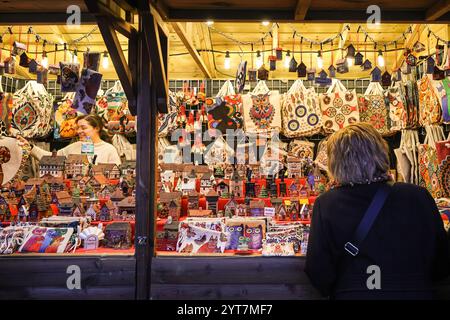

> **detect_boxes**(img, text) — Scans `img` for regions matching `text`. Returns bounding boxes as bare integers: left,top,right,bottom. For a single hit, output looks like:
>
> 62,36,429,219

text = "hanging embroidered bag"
319,79,359,134
435,78,450,123
418,125,445,198
242,80,282,134
281,79,322,137
385,82,408,132
417,74,442,126
358,82,389,135
10,81,54,138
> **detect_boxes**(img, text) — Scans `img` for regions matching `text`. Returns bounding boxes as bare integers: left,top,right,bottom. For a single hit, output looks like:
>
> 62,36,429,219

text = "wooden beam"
128,29,138,115
393,24,420,70
426,0,450,21
142,10,169,112
171,22,213,79
295,0,312,21
150,0,170,21
95,15,136,109
135,16,152,300
85,0,137,38
150,5,170,38
197,23,217,78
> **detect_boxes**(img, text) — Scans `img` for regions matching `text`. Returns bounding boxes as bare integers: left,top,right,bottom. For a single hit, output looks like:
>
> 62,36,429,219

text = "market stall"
0,0,449,300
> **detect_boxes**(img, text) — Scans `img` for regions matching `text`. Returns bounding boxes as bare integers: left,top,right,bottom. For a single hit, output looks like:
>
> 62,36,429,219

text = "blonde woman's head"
327,123,390,185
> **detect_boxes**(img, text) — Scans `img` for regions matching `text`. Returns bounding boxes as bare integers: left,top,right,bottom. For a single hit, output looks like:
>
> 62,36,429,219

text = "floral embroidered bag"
358,82,389,135
319,78,359,134
281,79,322,137
418,125,445,198
10,81,54,138
417,74,442,126
384,82,408,132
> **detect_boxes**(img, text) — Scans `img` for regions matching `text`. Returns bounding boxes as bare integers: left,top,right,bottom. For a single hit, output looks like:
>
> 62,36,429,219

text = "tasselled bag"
385,81,408,133
319,79,359,134
417,74,442,126
10,81,54,138
104,81,136,136
418,125,445,198
281,79,322,137
358,82,389,135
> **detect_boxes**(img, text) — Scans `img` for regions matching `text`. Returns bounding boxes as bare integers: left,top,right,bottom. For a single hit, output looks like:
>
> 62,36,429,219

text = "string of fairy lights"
0,23,447,74
0,26,110,70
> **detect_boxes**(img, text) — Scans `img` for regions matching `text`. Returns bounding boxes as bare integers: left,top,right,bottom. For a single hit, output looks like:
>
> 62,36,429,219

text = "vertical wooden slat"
135,18,152,300
128,28,138,115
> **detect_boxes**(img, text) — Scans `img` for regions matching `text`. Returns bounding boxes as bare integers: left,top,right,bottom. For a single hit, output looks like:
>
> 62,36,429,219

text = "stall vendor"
18,114,122,166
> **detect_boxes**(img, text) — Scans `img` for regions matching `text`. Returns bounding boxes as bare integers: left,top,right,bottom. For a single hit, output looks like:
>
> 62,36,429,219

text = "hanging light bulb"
377,50,385,67
205,20,214,26
347,55,354,67
72,49,78,64
41,51,48,69
102,51,109,69
261,21,270,26
256,50,263,68
284,50,291,69
224,51,231,69
317,51,323,69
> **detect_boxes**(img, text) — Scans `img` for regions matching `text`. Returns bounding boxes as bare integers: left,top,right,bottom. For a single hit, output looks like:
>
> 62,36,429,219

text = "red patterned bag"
417,75,442,126
358,82,389,135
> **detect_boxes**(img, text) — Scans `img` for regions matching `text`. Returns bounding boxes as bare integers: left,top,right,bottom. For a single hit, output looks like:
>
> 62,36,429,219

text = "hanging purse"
235,61,247,93
319,79,359,133
417,74,442,126
359,82,389,135
281,79,322,137
72,68,103,114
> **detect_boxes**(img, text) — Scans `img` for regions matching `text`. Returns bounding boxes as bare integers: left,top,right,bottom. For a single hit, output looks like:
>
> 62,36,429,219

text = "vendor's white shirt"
31,140,122,166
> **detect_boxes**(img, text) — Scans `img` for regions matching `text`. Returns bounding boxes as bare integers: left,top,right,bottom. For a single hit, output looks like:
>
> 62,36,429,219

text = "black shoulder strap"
344,183,393,256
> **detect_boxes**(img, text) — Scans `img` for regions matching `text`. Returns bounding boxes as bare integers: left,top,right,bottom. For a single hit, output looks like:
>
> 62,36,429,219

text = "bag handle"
344,183,393,257
216,80,236,98
287,79,306,95
251,80,270,95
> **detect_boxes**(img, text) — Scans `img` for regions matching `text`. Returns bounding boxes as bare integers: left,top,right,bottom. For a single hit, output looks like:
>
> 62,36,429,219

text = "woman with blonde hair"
305,123,450,299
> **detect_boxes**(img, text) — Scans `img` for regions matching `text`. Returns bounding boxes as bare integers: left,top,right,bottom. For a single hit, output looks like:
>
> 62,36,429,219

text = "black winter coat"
304,181,450,300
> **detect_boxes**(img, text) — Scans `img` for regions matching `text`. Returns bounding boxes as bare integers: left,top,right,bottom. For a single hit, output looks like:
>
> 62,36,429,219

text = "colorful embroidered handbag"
242,81,282,134
104,81,136,136
72,68,103,114
358,82,389,135
418,125,445,198
281,79,322,137
417,75,442,126
314,137,328,170
59,62,80,92
54,93,82,139
402,80,420,128
158,90,179,137
435,132,450,164
435,78,450,123
10,81,54,139
288,139,315,160
439,155,450,197
319,79,359,134
385,83,408,132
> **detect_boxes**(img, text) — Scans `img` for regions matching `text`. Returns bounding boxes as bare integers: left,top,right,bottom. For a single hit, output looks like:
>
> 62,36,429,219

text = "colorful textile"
418,75,442,126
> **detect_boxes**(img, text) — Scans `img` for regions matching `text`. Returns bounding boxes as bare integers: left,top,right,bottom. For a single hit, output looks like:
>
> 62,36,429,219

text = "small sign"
81,141,94,155
84,234,99,250
299,198,309,205
264,207,275,217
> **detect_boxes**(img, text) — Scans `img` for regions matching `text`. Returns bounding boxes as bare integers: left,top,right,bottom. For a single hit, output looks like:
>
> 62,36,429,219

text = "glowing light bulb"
256,51,263,69
377,51,385,67
224,51,231,69
72,51,78,64
205,20,214,26
317,51,323,69
41,53,48,69
102,51,109,69
347,56,354,67
284,50,291,69
262,21,270,26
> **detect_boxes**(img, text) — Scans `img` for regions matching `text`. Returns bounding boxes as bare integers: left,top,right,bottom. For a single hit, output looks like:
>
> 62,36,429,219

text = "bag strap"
344,183,393,257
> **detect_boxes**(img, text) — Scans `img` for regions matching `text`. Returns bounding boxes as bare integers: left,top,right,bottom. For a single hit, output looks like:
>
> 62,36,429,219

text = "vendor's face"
76,119,99,141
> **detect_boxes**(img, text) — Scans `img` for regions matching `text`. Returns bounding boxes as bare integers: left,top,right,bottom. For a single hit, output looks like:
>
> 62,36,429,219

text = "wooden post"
135,18,152,300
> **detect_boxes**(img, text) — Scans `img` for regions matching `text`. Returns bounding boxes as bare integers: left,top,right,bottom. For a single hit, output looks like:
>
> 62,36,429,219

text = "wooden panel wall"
0,256,136,299
150,256,323,300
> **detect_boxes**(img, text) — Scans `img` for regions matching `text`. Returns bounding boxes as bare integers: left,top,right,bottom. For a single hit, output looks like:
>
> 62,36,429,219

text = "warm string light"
377,50,385,67
284,50,291,69
317,50,323,69
256,50,263,68
224,51,231,69
102,51,109,69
